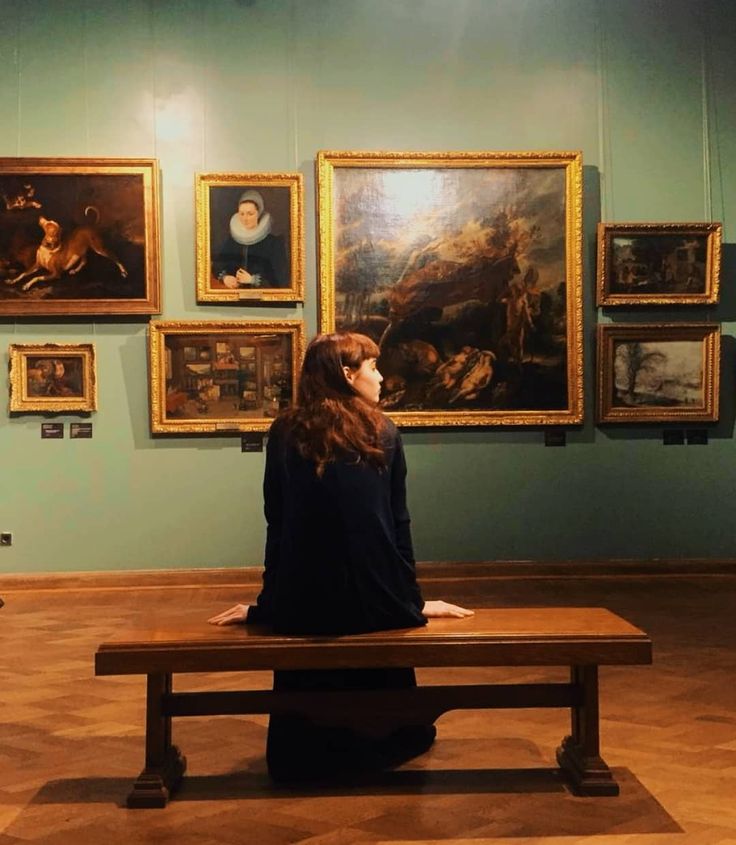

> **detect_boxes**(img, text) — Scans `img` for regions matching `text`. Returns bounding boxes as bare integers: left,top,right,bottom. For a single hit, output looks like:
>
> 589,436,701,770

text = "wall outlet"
0,533,12,546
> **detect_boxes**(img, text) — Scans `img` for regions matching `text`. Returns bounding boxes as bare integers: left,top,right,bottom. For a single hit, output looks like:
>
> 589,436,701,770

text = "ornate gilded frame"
316,150,583,427
149,320,304,434
9,343,97,413
195,172,304,303
0,158,160,316
597,323,720,424
596,222,721,307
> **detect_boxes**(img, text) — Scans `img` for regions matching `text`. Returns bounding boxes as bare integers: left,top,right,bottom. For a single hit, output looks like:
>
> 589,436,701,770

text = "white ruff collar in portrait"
230,211,272,245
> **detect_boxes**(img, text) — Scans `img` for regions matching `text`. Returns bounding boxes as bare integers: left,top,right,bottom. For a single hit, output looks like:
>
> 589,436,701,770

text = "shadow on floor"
30,767,682,837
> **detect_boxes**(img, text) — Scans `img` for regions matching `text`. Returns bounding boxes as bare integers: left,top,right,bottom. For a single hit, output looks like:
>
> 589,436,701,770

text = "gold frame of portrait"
596,323,720,424
149,319,305,434
195,172,305,303
596,222,722,307
316,149,584,427
0,157,160,316
9,343,97,413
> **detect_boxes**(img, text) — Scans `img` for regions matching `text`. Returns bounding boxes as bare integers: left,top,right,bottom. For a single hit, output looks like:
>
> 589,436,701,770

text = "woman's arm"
250,236,289,288
389,428,425,615
268,235,289,288
389,426,474,621
212,237,242,283
208,422,284,626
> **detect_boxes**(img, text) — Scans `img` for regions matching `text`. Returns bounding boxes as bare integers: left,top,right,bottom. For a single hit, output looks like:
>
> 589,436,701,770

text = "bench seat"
95,607,651,807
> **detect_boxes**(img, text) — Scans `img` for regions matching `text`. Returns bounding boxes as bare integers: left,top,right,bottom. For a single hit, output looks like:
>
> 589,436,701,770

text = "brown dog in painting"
5,209,127,291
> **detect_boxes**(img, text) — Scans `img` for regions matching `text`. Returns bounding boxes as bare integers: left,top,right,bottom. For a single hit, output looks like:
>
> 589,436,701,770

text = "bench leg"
127,673,187,809
556,665,619,796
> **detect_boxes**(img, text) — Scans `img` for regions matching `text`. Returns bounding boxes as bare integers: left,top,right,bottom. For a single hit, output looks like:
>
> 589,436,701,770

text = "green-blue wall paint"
1,0,734,572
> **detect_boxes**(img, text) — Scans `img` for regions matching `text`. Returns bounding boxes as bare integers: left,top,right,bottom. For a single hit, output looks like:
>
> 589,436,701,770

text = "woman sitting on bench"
208,331,473,781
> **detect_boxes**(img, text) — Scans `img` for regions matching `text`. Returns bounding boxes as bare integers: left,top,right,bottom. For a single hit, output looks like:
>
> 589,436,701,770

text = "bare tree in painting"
616,342,666,402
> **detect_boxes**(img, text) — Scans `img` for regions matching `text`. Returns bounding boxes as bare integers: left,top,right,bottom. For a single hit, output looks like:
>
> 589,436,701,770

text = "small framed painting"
596,222,721,306
9,343,97,413
597,323,720,423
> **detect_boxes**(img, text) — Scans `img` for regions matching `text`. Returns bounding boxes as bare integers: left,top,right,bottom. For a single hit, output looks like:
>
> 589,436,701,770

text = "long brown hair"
279,332,386,475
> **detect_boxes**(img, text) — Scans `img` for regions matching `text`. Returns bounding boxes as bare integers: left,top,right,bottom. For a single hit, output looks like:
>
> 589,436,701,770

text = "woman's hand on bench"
422,600,474,618
208,604,250,625
207,601,473,625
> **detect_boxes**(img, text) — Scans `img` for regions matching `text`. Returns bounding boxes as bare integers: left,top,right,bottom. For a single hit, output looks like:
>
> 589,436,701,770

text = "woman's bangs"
339,333,380,367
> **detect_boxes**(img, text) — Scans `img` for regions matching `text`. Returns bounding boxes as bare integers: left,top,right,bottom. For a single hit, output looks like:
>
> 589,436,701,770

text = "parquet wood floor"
1,573,734,844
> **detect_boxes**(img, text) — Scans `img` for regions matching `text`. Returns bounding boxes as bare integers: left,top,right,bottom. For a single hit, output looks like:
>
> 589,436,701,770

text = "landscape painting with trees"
317,151,583,427
596,222,721,306
597,324,720,424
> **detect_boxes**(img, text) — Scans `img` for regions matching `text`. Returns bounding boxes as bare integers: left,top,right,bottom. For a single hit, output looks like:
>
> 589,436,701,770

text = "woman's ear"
343,365,355,385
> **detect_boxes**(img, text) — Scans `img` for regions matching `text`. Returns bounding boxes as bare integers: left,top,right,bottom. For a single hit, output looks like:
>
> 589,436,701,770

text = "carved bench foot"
127,745,187,808
556,735,619,796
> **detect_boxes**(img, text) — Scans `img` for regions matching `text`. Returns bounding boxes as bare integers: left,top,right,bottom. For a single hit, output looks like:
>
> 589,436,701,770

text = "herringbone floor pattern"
1,573,734,844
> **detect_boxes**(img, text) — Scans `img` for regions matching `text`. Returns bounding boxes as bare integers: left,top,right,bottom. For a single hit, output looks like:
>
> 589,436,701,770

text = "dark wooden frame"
95,607,652,807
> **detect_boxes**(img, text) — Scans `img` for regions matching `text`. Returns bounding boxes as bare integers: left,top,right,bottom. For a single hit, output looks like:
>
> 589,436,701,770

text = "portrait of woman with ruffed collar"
196,173,304,303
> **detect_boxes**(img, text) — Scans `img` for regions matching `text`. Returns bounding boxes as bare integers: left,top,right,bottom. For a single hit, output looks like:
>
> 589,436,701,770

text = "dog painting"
6,211,127,291
0,159,160,315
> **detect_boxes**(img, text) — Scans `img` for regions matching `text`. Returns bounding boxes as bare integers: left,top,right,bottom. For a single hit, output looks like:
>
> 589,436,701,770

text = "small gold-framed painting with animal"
596,323,720,424
149,320,304,434
195,172,304,303
0,158,160,316
316,150,584,427
9,343,97,413
596,222,721,306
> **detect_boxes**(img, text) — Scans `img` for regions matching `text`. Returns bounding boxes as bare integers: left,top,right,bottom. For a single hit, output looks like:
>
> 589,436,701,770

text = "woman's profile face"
237,201,260,230
345,357,383,404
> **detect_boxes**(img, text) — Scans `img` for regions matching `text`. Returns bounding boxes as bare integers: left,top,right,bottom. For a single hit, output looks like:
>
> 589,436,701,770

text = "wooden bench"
95,607,651,808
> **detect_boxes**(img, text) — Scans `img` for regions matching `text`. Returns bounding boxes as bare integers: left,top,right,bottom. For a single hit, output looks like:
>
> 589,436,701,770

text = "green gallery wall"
1,0,735,574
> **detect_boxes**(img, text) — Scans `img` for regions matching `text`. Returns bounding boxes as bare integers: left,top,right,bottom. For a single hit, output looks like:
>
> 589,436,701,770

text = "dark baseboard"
1,558,736,593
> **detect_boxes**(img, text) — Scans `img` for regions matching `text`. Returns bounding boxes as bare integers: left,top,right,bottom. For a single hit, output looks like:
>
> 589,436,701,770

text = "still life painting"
149,320,304,434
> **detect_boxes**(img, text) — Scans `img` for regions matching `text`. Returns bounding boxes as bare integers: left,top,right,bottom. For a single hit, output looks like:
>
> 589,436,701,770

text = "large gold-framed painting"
148,320,304,434
317,150,583,427
0,158,160,316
